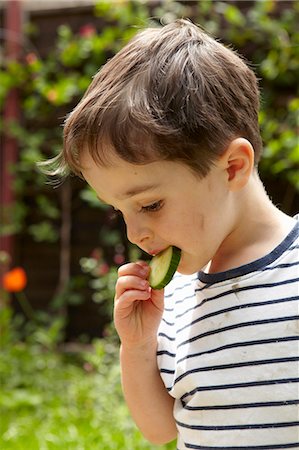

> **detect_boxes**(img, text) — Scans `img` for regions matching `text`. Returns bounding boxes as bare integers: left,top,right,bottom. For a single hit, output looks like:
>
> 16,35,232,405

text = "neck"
208,172,295,274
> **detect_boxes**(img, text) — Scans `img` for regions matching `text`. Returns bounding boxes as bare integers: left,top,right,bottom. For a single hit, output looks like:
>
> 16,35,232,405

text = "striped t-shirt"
157,216,299,449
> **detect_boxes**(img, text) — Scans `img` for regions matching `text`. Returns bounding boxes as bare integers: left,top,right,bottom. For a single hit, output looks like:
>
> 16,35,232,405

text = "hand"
114,261,164,349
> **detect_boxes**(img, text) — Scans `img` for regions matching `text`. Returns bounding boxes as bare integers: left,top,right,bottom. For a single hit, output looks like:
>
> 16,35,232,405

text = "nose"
125,216,153,248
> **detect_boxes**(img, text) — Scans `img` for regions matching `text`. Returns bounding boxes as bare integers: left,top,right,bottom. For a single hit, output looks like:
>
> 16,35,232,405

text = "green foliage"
1,3,298,445
0,306,175,449
198,0,299,190
1,0,298,319
1,0,297,243
80,251,118,319
79,242,144,316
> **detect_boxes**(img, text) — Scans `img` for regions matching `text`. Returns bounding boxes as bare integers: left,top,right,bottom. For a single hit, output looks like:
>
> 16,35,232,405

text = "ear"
220,138,255,191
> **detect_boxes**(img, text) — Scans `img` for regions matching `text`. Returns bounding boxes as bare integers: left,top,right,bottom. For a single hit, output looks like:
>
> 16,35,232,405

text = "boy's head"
59,19,262,178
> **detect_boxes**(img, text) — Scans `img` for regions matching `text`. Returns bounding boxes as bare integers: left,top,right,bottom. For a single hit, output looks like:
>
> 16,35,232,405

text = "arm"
114,262,177,445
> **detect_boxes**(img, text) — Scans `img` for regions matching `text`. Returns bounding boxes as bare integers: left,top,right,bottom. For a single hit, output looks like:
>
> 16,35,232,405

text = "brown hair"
47,19,262,178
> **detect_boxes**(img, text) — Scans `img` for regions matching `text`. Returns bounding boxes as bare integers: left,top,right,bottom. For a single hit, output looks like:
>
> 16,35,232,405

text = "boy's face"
81,151,235,274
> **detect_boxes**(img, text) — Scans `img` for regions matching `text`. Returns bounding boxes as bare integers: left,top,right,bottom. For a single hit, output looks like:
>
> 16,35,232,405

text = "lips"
148,248,166,256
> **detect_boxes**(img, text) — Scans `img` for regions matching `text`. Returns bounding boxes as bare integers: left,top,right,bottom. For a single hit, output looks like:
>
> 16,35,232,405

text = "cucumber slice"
149,246,181,290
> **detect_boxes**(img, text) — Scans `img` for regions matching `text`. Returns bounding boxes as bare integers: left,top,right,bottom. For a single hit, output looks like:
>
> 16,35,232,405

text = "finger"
118,261,149,279
115,275,149,297
115,288,151,307
150,287,165,309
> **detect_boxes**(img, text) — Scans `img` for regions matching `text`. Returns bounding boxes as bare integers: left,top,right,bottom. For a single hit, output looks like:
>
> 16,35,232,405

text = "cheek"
170,212,204,244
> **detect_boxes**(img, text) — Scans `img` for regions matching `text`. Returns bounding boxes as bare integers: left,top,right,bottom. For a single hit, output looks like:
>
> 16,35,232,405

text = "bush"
0,306,175,449
1,1,298,326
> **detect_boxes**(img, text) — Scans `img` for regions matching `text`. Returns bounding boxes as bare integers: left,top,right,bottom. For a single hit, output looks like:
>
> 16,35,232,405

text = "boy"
50,20,299,449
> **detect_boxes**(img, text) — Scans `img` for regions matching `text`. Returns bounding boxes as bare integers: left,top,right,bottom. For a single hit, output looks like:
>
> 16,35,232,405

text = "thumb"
150,287,165,311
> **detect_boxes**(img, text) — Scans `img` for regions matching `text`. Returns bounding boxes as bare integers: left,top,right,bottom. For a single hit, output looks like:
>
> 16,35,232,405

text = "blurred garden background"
0,0,298,448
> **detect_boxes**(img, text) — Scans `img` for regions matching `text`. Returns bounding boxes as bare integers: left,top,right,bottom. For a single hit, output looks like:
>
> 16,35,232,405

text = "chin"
177,259,199,276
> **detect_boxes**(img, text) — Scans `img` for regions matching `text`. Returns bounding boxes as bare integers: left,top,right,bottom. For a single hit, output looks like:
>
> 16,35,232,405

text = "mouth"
148,248,166,257
148,250,163,257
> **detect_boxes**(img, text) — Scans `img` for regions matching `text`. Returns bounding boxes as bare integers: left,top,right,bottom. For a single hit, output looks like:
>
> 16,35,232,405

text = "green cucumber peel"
149,246,181,290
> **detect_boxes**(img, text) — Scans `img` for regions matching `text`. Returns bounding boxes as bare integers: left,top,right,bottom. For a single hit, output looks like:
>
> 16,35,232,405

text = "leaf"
223,4,246,27
0,389,43,408
28,221,58,243
80,187,107,209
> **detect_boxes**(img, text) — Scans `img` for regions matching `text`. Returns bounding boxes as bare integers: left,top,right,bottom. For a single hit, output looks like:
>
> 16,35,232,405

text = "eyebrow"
117,183,160,200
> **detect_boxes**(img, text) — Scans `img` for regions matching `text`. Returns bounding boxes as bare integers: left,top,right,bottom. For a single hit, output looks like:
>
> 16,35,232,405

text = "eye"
141,200,163,213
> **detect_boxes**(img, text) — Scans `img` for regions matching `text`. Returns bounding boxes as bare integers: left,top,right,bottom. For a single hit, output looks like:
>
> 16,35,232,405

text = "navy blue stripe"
164,306,174,312
157,349,176,357
164,292,196,312
265,260,299,271
183,399,299,410
164,278,197,298
176,335,299,364
167,256,299,313
175,293,197,306
195,277,299,300
177,286,298,321
185,442,299,449
176,296,299,334
197,261,299,291
158,332,175,341
177,420,299,431
177,316,299,349
180,378,299,400
160,368,175,375
197,220,298,284
174,357,299,385
175,295,204,318
162,317,175,326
